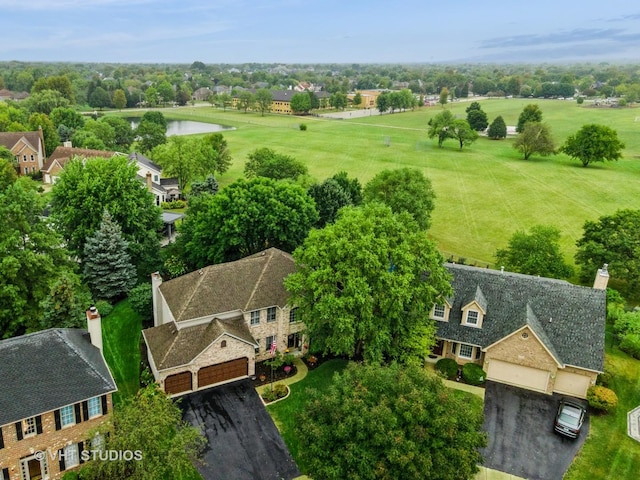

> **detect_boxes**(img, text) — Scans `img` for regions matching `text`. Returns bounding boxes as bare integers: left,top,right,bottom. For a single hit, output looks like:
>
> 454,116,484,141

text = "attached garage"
487,360,549,393
198,358,248,388
553,371,592,398
165,371,192,395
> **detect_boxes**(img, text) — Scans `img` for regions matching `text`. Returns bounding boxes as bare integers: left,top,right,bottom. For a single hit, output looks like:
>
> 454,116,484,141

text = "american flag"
270,337,277,356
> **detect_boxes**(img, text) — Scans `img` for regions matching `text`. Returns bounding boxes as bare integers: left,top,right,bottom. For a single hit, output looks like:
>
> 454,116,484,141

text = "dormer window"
466,310,479,326
430,301,450,321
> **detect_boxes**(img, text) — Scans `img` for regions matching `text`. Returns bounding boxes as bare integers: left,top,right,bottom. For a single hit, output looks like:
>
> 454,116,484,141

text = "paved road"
180,379,300,480
481,382,588,480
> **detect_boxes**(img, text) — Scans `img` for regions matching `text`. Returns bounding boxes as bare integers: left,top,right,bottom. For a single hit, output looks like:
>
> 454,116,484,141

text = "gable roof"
129,152,162,172
0,329,117,427
42,146,117,172
160,248,296,322
436,264,605,372
0,130,43,153
143,315,258,370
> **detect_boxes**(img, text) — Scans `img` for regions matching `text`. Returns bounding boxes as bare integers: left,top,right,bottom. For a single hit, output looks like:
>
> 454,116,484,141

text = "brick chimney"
151,272,163,327
86,306,103,352
146,171,152,191
593,263,609,290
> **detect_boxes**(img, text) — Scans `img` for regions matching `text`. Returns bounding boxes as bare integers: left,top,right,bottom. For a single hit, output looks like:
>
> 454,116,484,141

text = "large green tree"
0,146,17,190
495,225,574,279
80,385,205,480
83,210,137,301
0,179,74,337
487,115,507,139
113,89,127,110
363,168,436,230
516,104,543,132
331,171,363,205
561,124,625,167
465,101,489,131
451,118,479,150
152,136,198,192
285,202,451,364
295,363,486,480
244,147,308,181
28,112,60,156
427,109,455,148
575,209,640,289
307,178,352,227
290,92,312,114
40,274,91,330
50,156,162,279
177,177,318,267
236,91,255,113
512,122,556,160
136,119,166,154
101,116,135,151
255,88,273,116
198,133,231,176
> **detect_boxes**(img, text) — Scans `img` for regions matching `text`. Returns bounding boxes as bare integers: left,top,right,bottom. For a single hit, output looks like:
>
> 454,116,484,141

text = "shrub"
261,383,288,402
596,369,613,387
435,358,459,380
614,311,640,337
282,353,295,367
94,300,113,318
61,472,79,480
587,385,618,412
619,333,640,360
299,123,307,131
462,363,486,386
576,97,584,104
128,283,153,322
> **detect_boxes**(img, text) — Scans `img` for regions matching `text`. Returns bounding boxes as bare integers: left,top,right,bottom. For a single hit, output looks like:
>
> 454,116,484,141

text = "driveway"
180,379,300,480
481,381,589,480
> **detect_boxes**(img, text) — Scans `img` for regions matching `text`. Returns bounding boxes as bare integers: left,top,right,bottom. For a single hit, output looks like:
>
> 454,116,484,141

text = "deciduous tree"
513,122,555,160
438,87,449,106
487,115,507,139
516,103,542,132
285,202,451,364
237,91,255,113
331,171,363,205
295,363,486,480
255,88,273,116
466,101,489,131
575,209,640,289
495,225,574,279
40,274,91,330
152,136,198,192
451,118,479,150
113,88,127,110
198,132,231,176
307,178,352,227
561,124,625,167
244,147,308,181
290,92,312,114
329,92,347,110
427,109,455,148
28,112,59,156
363,168,436,230
178,177,318,267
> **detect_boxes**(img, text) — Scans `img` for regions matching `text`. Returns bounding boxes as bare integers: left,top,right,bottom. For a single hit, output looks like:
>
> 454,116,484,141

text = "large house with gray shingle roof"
0,308,116,480
430,263,607,398
143,248,306,396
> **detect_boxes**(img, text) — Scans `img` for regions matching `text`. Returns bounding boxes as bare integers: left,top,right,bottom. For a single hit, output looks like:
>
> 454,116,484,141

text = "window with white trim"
60,405,75,427
87,397,102,419
465,310,479,326
250,310,260,326
289,308,298,323
432,304,446,320
63,444,79,469
267,307,276,323
459,344,473,359
266,335,276,351
23,417,37,437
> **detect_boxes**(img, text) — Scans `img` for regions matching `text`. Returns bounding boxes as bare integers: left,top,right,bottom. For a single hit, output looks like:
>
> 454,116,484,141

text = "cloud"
480,28,627,49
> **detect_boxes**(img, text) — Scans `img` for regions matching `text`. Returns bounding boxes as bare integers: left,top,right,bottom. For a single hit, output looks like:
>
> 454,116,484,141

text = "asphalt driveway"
481,381,589,480
180,379,300,480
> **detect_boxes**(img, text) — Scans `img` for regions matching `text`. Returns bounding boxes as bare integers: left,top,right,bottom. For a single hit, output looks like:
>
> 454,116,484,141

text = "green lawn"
565,328,640,480
101,299,142,405
137,100,640,270
267,359,348,471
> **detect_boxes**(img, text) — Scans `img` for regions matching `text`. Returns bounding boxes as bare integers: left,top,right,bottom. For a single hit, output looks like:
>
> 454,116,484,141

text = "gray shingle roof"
160,248,295,322
129,152,162,172
436,264,605,372
143,315,258,370
0,329,117,427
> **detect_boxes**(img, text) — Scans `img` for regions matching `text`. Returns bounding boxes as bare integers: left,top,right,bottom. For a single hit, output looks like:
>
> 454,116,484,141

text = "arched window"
221,340,227,348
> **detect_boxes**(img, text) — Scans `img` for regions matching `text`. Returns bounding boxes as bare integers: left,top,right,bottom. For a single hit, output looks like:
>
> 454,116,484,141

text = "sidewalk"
255,357,308,396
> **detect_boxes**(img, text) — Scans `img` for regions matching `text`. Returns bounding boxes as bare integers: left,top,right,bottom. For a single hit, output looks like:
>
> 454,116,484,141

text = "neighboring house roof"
270,90,330,102
0,130,42,153
143,315,258,370
160,248,295,322
161,212,185,225
42,146,117,172
436,264,606,372
0,329,117,427
129,152,162,173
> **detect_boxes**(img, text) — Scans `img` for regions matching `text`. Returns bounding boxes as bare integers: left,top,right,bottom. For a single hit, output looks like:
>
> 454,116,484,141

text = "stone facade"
485,326,559,374
0,394,113,480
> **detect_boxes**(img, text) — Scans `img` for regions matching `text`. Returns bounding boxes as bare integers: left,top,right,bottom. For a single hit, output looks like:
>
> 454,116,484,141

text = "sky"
1,0,640,64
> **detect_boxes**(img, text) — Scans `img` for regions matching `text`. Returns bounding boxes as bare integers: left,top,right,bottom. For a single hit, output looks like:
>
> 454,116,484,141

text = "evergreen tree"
465,102,489,131
83,210,137,302
40,274,92,330
487,115,507,139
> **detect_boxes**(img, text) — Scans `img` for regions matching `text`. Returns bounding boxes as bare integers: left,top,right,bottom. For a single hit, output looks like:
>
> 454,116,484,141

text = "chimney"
151,272,163,327
86,306,103,352
63,141,72,148
593,263,609,290
146,171,152,192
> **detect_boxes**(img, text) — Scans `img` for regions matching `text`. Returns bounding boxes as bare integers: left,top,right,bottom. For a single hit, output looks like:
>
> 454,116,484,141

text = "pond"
127,118,235,136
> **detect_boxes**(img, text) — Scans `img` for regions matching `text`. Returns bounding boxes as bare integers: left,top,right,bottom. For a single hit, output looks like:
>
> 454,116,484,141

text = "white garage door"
487,359,549,392
554,371,591,398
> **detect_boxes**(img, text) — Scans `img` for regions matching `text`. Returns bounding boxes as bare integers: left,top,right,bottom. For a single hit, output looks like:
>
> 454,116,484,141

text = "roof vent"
500,266,504,273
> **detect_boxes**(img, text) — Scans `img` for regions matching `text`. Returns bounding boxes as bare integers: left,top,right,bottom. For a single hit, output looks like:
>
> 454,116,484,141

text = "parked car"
554,398,587,438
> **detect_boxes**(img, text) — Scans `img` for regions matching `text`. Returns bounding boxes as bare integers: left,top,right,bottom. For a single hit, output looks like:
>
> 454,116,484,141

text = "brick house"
0,129,46,176
0,309,117,480
430,263,607,399
143,248,307,396
41,145,117,184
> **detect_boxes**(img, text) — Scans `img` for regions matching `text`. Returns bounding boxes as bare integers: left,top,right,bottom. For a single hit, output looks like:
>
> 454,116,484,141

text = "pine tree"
83,210,137,301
